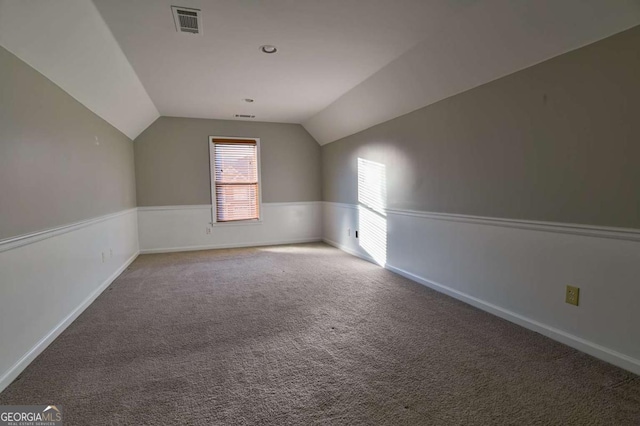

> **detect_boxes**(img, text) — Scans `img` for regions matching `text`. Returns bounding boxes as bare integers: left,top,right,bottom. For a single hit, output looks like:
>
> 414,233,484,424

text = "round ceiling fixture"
243,98,254,103
260,45,278,54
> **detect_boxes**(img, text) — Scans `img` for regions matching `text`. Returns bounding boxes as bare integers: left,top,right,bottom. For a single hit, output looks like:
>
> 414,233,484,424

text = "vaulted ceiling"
1,0,639,143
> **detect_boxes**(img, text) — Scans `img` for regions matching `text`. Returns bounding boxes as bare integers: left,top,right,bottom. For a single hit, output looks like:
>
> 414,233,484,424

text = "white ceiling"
1,1,639,143
92,0,468,124
0,0,159,140
304,0,640,144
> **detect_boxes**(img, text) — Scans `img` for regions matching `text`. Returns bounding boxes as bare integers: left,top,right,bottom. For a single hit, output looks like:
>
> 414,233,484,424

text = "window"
209,137,260,222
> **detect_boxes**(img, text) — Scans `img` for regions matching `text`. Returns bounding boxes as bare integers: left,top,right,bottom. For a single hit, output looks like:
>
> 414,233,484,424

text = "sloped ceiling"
1,1,639,144
0,0,159,140
304,0,640,144
92,0,463,125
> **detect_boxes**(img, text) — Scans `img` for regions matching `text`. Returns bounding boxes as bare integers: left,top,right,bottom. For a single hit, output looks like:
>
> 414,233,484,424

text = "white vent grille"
171,6,202,35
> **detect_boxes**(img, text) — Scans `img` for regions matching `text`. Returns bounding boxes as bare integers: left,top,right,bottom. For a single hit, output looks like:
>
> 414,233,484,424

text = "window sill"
209,219,263,227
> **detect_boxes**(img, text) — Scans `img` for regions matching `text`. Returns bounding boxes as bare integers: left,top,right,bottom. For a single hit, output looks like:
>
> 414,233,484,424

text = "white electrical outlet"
101,252,105,263
206,227,212,235
110,249,113,258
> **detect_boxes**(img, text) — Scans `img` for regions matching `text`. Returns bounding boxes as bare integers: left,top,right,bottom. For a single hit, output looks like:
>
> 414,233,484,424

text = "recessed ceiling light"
243,98,254,103
260,45,277,54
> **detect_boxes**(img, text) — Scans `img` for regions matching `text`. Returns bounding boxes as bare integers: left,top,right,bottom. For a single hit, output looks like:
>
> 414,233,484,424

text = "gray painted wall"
134,117,321,206
0,46,136,240
322,26,640,229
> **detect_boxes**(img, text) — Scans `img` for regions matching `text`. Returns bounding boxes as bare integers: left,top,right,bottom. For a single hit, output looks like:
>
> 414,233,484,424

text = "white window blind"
213,139,259,222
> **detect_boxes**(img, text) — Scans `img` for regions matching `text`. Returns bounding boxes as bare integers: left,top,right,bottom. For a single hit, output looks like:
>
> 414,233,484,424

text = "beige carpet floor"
1,243,638,425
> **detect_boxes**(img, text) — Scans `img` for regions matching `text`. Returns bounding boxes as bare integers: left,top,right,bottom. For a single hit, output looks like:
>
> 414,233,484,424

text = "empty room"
1,0,639,424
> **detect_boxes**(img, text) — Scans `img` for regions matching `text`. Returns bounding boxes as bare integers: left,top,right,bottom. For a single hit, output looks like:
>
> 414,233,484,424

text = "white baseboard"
385,264,640,376
140,237,322,254
325,233,640,375
0,251,139,392
322,237,376,264
322,201,640,375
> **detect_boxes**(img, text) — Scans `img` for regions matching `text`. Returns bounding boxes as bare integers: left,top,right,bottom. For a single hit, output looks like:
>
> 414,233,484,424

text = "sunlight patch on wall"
357,158,387,266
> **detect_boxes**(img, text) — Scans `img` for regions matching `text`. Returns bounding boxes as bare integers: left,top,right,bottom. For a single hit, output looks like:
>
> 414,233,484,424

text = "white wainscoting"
323,201,640,375
138,202,323,254
0,209,139,392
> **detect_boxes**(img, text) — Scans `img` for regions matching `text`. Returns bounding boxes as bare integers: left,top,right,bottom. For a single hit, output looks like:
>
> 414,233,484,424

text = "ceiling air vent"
171,6,202,35
235,114,256,119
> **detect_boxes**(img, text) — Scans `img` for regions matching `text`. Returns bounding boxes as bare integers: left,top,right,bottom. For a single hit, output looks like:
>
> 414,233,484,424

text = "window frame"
208,136,263,225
